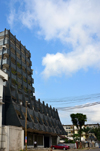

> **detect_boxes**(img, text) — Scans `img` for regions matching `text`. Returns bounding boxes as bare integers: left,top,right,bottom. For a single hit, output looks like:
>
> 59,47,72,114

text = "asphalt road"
81,149,100,151
27,147,100,151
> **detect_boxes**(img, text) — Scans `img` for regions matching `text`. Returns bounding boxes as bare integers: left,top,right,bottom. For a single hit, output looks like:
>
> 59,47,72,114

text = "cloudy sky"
0,0,100,125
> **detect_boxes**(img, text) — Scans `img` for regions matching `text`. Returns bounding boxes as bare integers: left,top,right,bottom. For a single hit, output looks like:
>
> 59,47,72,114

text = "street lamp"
25,101,30,151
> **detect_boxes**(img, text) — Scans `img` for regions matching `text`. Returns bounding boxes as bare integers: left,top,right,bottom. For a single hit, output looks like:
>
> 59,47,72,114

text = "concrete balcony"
23,72,26,78
2,59,9,68
26,50,30,58
23,81,27,88
10,43,15,50
21,53,25,58
22,62,26,68
32,87,35,93
18,93,22,100
11,52,15,60
0,40,3,46
16,47,20,54
25,96,29,102
28,84,32,91
11,62,16,69
31,78,34,83
27,66,31,72
27,75,31,81
16,57,21,64
11,74,16,81
17,67,21,73
18,77,22,85
11,90,16,98
10,32,15,43
26,57,30,64
0,49,9,59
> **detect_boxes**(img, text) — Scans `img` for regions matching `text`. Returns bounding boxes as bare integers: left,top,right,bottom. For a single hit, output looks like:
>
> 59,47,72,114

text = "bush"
65,138,75,143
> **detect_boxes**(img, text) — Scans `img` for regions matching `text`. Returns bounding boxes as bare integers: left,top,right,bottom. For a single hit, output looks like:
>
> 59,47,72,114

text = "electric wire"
57,101,100,111
42,93,100,104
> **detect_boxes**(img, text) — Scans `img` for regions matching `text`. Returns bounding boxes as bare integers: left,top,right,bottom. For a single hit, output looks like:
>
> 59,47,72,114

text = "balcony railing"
27,75,31,81
10,33,15,42
16,57,21,64
11,91,16,98
18,78,22,85
11,52,15,60
27,66,31,72
25,97,29,102
22,62,26,68
26,57,30,64
3,49,9,55
18,93,22,100
17,67,21,73
23,81,27,88
12,74,16,80
10,43,15,50
21,53,25,58
11,62,16,69
32,87,35,93
28,85,32,90
16,47,20,54
2,58,9,66
23,72,26,78
30,61,32,66
31,78,34,83
26,50,30,57
0,40,3,46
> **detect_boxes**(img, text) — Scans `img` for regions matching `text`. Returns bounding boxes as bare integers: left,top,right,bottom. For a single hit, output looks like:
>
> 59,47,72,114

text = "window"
37,135,43,145
28,133,33,145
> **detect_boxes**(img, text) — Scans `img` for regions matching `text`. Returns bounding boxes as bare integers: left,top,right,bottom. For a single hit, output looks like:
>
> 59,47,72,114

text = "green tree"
82,127,91,140
73,134,80,142
91,127,100,142
70,113,87,141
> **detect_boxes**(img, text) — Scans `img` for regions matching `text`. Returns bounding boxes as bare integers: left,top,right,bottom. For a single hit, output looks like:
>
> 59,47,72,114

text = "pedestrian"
34,140,37,148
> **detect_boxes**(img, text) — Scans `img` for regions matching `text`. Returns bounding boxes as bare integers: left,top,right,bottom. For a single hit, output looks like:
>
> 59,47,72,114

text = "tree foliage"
91,127,100,142
70,113,87,141
82,127,91,139
73,134,80,142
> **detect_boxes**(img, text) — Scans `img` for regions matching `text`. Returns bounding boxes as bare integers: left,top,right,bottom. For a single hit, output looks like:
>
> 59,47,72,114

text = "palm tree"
82,127,91,140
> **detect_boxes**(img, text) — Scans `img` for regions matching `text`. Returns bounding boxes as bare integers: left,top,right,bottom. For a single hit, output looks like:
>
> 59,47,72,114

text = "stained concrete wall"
9,126,24,151
0,69,8,127
0,126,24,151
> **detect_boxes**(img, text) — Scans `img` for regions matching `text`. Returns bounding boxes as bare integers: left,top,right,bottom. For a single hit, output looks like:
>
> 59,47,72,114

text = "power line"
57,101,100,111
42,93,100,104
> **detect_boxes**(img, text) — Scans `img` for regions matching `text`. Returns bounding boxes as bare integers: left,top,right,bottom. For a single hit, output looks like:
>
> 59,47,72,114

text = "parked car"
51,144,70,150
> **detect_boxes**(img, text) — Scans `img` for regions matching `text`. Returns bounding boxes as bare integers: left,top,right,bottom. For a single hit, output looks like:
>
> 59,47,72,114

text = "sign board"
25,136,27,143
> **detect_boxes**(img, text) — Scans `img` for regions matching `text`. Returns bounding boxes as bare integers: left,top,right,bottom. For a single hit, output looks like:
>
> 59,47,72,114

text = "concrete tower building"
0,29,66,147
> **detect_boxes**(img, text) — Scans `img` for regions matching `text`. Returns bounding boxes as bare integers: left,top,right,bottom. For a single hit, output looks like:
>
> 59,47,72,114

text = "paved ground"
27,147,100,151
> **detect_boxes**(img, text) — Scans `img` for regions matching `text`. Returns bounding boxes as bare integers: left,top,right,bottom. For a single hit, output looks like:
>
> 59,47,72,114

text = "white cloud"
59,104,100,125
42,44,100,78
8,0,100,78
7,9,16,28
8,0,100,43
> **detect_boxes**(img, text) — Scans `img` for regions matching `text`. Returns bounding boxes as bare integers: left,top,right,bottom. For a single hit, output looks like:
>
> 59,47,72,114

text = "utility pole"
25,101,28,151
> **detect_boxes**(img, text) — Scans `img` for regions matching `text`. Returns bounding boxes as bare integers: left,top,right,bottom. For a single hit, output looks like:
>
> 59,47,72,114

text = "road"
27,147,100,151
80,149,100,151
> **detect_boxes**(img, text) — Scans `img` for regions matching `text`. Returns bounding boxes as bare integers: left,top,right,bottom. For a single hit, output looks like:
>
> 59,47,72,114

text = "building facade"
0,29,66,147
63,124,99,141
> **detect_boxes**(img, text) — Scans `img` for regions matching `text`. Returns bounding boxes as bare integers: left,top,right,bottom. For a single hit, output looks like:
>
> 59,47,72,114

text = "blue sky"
0,0,100,125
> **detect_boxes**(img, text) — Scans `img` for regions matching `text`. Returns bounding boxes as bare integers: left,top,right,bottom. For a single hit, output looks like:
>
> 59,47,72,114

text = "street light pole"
25,101,28,151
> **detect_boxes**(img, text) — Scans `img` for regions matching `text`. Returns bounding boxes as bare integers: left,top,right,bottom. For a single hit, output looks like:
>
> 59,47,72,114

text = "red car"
51,144,70,150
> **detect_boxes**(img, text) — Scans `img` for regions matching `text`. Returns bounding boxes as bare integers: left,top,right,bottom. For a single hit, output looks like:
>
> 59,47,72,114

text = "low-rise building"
63,123,99,141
